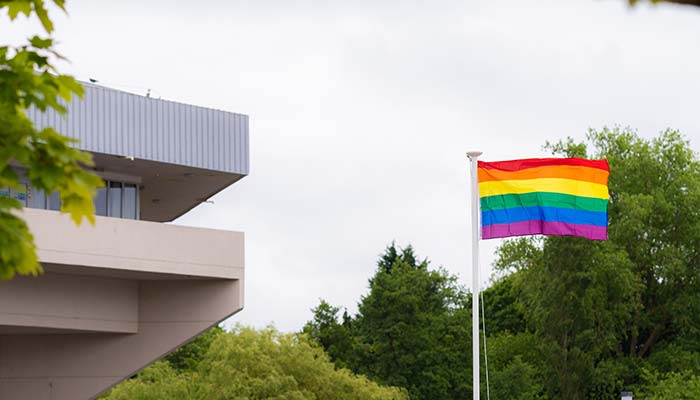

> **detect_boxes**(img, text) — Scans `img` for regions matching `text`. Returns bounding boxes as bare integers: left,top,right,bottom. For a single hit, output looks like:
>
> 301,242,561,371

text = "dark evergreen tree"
306,243,472,400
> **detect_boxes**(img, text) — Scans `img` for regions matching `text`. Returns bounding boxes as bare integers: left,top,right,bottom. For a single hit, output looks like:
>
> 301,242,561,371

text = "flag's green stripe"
480,192,608,213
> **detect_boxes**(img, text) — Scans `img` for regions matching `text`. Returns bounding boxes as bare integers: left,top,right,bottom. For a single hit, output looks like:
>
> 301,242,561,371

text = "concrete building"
0,83,248,399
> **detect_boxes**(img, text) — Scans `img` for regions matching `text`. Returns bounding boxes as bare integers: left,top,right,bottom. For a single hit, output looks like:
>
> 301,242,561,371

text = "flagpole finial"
467,151,482,160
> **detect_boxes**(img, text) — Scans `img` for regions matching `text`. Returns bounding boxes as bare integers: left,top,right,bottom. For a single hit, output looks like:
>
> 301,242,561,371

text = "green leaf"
29,35,53,49
0,211,41,279
0,2,99,279
6,1,32,20
32,0,54,33
51,0,65,12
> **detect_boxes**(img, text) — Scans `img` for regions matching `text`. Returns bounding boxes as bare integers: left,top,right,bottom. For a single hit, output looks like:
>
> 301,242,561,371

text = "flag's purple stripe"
482,220,607,241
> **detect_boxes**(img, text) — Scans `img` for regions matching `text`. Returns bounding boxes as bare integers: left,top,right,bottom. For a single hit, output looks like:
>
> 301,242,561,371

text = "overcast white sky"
6,0,700,332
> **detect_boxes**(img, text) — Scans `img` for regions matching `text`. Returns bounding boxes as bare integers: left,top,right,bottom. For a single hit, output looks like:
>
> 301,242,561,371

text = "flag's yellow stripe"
479,178,609,200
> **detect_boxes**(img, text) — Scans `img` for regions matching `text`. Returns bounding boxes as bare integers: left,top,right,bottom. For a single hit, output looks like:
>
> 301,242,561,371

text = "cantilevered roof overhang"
26,82,249,222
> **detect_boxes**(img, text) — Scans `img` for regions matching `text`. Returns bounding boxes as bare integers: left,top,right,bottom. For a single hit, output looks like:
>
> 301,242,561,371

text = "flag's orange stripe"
478,165,609,186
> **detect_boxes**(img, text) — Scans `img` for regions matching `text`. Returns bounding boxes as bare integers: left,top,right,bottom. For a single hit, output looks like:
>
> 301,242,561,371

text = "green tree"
102,326,407,400
307,244,472,400
101,361,195,399
489,356,545,400
494,127,700,399
354,245,471,399
0,0,102,279
636,369,700,399
165,326,224,373
549,128,700,359
302,300,356,369
647,342,700,376
486,332,547,399
481,273,526,335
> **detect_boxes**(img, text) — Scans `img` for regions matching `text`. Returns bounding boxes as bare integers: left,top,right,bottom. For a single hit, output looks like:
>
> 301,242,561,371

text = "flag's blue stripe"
481,206,608,227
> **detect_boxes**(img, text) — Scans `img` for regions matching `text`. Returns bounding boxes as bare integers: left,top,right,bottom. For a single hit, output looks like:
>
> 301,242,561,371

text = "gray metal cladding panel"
25,83,249,176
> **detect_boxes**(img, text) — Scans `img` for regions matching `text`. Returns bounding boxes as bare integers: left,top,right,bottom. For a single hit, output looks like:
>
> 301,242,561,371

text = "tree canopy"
304,243,473,400
101,326,407,400
0,0,102,279
492,127,700,399
306,128,700,399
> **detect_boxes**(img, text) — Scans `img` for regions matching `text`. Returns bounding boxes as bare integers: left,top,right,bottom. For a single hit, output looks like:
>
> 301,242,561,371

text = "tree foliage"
486,332,547,400
101,326,407,400
0,0,102,279
354,245,471,399
545,128,700,359
302,300,356,369
636,369,700,399
305,243,472,400
492,127,700,399
164,326,225,373
308,128,700,399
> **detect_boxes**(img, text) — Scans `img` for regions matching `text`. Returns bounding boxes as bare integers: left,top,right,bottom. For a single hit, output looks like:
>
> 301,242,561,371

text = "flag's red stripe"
478,158,609,172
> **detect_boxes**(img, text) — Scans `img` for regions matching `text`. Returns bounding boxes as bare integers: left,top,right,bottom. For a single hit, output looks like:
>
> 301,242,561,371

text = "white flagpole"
467,151,482,400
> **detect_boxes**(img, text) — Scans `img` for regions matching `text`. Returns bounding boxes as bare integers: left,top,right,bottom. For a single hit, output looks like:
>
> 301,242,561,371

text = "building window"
109,181,122,218
103,179,139,219
29,187,46,209
11,186,27,204
0,187,11,201
2,176,139,220
95,186,107,216
0,186,28,205
123,183,137,219
48,191,61,211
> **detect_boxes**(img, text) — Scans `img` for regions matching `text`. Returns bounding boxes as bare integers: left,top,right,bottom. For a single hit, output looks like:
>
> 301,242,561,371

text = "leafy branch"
0,0,102,279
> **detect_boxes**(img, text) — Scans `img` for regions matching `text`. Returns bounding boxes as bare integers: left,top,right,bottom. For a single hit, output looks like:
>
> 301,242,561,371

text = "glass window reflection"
29,187,46,209
48,191,61,211
123,184,137,219
94,186,108,216
109,181,122,218
13,174,139,220
11,185,28,206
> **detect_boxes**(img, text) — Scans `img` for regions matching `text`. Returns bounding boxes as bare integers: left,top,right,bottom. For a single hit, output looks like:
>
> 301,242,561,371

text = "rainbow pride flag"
478,158,610,240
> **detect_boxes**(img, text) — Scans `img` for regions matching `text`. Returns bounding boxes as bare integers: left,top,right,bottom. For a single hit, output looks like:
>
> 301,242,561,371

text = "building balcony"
0,209,245,399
